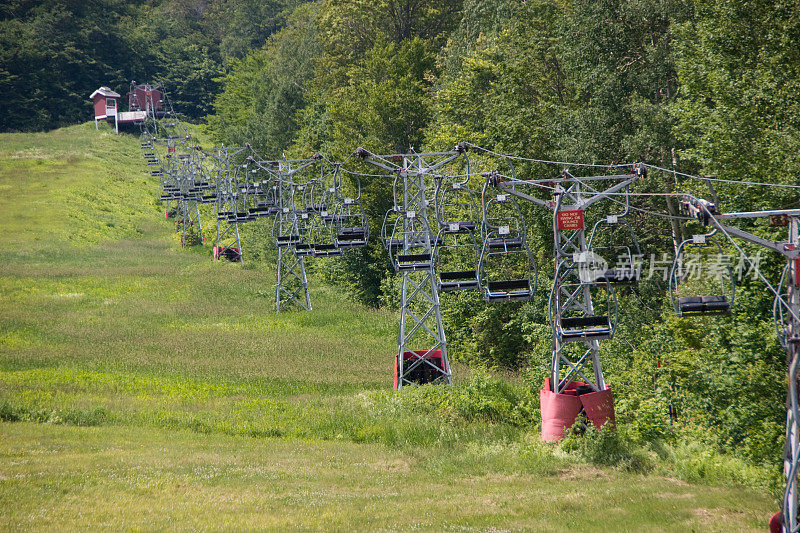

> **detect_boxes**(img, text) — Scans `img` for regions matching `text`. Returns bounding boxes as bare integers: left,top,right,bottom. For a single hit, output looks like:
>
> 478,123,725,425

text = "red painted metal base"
769,511,782,533
394,350,443,390
540,378,615,442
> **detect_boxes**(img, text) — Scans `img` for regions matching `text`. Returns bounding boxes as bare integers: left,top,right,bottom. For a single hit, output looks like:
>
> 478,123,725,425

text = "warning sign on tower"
557,209,584,231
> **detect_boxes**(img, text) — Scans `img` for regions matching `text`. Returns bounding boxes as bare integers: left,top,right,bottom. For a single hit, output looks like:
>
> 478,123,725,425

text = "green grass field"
0,122,776,531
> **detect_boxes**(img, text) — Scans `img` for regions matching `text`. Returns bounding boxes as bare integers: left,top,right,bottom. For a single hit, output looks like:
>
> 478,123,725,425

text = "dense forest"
4,0,800,478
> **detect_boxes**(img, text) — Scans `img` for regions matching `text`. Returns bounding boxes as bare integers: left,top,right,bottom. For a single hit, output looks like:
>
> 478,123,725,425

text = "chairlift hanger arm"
712,221,798,257
567,172,641,211
356,146,463,174
497,181,554,210
684,195,800,258
410,151,463,174
497,171,642,211
717,209,800,220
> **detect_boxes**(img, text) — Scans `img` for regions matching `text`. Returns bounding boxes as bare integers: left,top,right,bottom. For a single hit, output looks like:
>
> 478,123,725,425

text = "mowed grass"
0,122,775,530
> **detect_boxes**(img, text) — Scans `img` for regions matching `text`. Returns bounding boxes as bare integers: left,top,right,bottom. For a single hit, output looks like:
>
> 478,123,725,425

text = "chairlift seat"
397,253,433,271
312,244,342,257
337,228,367,246
439,270,479,291
276,235,299,247
385,236,442,250
560,316,612,340
385,238,403,250
487,237,523,250
676,295,730,316
294,243,313,256
595,268,641,284
485,279,532,301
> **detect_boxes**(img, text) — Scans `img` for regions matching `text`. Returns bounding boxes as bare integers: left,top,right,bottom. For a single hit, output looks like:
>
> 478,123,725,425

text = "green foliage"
0,1,134,131
207,3,321,154
560,424,652,473
392,369,538,425
671,0,800,211
0,0,305,131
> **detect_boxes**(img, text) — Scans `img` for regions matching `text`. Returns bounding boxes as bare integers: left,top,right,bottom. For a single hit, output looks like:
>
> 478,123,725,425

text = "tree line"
0,0,302,131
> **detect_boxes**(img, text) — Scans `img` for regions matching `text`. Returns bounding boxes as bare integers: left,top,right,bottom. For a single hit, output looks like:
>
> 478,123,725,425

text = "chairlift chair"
586,197,642,284
477,182,537,302
669,232,734,317
550,260,619,341
332,174,369,248
334,199,369,248
293,210,316,257
273,207,301,248
308,212,342,258
433,177,481,292
386,211,436,272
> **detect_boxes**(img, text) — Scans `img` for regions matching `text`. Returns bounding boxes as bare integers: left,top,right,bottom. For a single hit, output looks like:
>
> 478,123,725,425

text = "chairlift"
273,207,301,248
332,174,369,248
307,212,341,258
586,192,642,284
669,231,734,317
433,176,481,292
550,261,618,341
386,210,436,272
477,180,537,301
246,168,275,218
293,210,316,257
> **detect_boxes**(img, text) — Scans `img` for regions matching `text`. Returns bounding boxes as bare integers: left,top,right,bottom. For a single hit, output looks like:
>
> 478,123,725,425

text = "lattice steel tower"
360,148,465,388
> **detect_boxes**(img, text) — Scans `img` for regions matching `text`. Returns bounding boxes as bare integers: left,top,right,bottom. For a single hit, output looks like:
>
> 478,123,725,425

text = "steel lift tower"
493,165,645,439
206,146,248,262
273,158,317,312
358,146,467,389
783,213,800,533
174,152,204,246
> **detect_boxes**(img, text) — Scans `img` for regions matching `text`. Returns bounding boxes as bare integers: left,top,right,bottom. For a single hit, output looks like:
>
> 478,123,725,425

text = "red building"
90,85,148,133
127,83,163,116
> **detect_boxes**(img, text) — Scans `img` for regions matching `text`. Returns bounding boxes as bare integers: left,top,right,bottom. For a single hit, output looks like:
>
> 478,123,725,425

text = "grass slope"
0,122,774,531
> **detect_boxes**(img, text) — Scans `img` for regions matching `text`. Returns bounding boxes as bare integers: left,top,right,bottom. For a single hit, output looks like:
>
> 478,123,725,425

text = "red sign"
168,146,175,153
557,210,584,231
